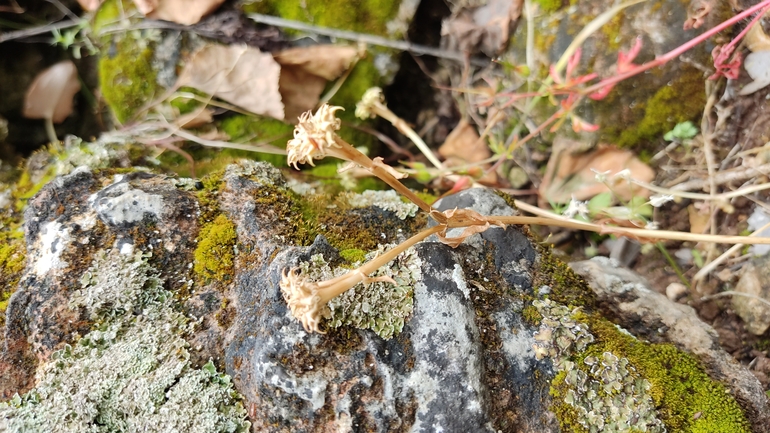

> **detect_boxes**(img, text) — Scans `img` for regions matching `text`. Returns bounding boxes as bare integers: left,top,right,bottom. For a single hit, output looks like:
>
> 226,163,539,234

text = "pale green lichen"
341,190,418,220
0,250,250,432
297,247,421,339
533,298,664,433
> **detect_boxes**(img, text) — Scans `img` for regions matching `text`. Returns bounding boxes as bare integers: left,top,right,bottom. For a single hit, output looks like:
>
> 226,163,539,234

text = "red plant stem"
583,0,770,95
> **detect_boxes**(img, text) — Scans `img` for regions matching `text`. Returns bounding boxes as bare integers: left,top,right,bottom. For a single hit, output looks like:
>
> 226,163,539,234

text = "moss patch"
583,316,751,433
533,243,596,308
601,64,707,150
194,214,237,283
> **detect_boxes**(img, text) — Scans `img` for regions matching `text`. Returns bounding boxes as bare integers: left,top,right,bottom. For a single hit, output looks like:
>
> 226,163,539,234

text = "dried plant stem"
370,104,445,171
319,225,443,302
628,176,770,201
700,291,770,309
509,199,770,245
668,163,770,193
693,220,770,286
334,136,435,214
247,13,480,65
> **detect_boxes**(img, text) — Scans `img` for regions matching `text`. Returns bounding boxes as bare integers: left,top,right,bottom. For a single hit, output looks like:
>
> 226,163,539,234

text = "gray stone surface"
1,161,768,432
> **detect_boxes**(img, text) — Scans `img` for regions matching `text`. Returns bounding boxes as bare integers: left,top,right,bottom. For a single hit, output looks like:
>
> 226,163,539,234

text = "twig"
0,18,80,43
669,163,770,192
700,291,770,309
509,199,770,245
248,13,487,66
693,220,770,286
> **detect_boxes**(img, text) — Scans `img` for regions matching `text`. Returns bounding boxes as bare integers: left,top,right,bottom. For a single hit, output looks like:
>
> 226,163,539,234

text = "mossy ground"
95,0,160,123
531,243,751,432
194,214,237,284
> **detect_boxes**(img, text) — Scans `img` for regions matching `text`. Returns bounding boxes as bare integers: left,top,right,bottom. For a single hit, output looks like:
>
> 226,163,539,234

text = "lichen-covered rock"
0,250,250,432
0,159,767,432
571,257,770,432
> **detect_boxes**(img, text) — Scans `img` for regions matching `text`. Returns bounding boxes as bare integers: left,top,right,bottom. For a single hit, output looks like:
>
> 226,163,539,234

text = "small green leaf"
588,192,613,216
664,121,698,141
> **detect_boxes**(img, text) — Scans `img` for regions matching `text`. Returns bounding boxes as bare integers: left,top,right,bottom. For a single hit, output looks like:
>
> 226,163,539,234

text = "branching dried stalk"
281,104,770,333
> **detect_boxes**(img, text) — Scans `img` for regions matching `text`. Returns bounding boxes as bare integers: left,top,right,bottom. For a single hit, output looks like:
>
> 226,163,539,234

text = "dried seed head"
355,87,384,119
280,268,325,333
287,104,344,169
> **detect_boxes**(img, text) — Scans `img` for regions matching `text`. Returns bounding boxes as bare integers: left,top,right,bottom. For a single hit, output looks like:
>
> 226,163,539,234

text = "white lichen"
295,248,421,340
342,190,418,220
532,298,665,433
0,250,250,433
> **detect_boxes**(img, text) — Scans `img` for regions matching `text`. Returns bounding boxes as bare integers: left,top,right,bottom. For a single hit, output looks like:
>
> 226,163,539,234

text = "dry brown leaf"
177,44,284,120
77,0,103,11
439,119,496,183
688,203,711,234
274,45,358,122
133,0,224,25
274,45,358,81
23,60,81,123
539,139,654,204
442,0,523,56
745,21,770,52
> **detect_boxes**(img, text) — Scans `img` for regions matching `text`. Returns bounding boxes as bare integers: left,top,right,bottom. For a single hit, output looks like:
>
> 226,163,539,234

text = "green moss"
339,248,366,263
243,0,400,36
194,214,237,283
97,35,159,123
13,169,56,212
532,0,565,13
530,247,749,432
549,370,589,433
521,304,541,325
533,243,596,307
582,316,750,433
610,65,706,149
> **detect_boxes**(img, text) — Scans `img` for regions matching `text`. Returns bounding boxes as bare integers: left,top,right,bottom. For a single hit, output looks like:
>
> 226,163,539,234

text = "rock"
733,260,770,336
571,256,770,432
0,159,767,432
504,0,717,148
665,281,688,302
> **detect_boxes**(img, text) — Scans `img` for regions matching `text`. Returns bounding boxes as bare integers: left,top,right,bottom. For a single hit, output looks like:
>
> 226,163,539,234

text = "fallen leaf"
23,60,81,123
133,0,224,25
740,50,770,96
177,44,284,119
274,45,358,81
274,45,359,121
438,119,496,183
687,203,711,234
77,0,103,11
745,22,770,52
442,0,523,56
538,139,654,205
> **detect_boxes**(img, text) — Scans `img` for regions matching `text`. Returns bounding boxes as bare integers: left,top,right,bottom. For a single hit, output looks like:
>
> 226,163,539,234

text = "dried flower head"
287,104,344,169
280,268,326,333
355,87,384,119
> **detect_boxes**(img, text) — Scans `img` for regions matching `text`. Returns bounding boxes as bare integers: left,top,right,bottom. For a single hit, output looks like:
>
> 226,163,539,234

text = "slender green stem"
656,242,690,288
